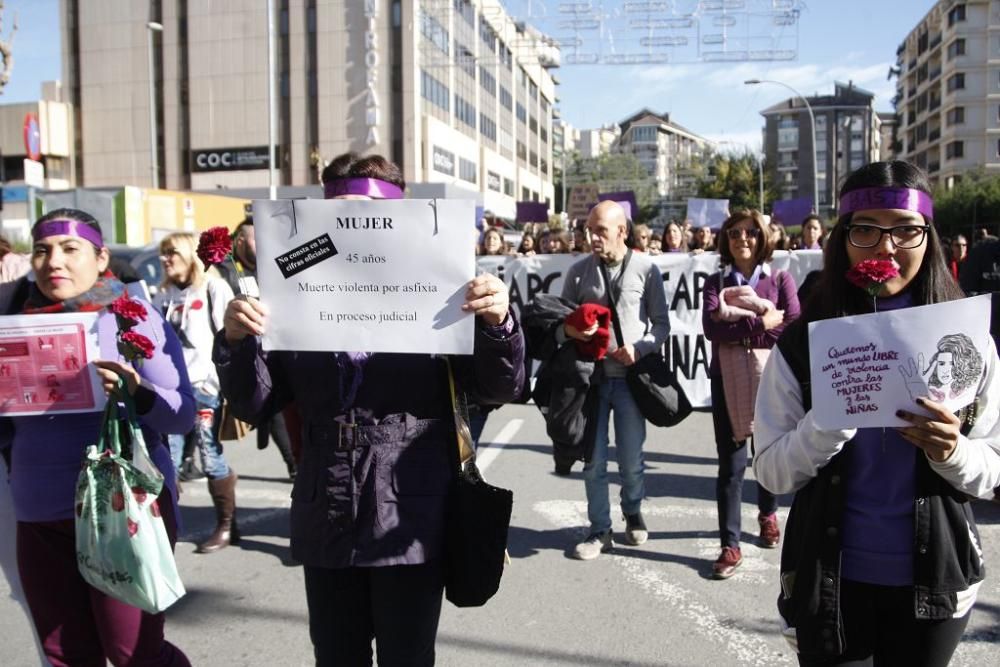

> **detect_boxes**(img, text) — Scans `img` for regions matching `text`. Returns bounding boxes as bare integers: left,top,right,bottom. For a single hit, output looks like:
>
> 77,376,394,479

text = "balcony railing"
928,128,941,142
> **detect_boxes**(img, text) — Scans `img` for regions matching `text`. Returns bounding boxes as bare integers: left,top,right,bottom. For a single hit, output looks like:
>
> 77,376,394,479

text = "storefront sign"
191,146,272,172
432,146,455,175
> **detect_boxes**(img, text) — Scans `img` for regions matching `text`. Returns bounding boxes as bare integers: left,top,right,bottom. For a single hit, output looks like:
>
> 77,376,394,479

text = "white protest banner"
0,312,104,416
686,198,730,228
253,198,476,354
477,249,824,408
808,294,992,430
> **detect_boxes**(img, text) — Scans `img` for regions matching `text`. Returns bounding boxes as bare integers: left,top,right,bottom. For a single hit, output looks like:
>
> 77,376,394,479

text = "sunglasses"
726,228,762,240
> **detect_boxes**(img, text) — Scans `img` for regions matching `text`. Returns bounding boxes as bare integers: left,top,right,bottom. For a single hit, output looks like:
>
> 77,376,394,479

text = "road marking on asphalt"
476,418,524,473
533,499,791,667
177,486,291,543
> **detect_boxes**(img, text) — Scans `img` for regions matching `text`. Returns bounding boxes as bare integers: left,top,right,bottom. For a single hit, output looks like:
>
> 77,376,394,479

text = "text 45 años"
344,253,386,264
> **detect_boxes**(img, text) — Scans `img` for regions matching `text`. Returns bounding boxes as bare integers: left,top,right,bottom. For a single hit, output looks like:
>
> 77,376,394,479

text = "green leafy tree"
564,151,661,223
933,170,1000,238
695,151,779,214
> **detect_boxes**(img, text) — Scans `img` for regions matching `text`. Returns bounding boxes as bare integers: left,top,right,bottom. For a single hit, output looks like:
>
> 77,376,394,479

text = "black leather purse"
442,360,513,608
599,253,693,428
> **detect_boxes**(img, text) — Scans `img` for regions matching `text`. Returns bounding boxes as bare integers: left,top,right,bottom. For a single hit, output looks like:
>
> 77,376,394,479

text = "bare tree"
0,0,17,94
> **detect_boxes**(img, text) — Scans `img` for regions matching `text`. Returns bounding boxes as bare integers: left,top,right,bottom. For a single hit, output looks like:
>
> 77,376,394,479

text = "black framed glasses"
726,227,762,240
846,223,930,249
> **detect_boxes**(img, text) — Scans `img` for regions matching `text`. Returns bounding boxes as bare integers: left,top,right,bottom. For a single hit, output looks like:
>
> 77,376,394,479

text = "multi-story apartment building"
892,0,1000,188
61,0,558,219
878,111,900,162
577,124,620,160
759,82,883,214
613,109,712,211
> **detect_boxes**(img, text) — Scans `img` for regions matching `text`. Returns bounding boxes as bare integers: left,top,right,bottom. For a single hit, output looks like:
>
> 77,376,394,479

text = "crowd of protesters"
0,157,999,667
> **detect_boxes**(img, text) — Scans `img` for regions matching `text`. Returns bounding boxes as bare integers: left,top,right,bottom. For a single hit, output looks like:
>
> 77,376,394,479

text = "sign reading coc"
191,146,272,173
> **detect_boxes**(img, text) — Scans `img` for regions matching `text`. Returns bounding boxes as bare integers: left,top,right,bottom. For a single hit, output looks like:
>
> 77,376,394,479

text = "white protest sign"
253,198,476,354
808,294,992,430
0,312,105,416
686,198,729,228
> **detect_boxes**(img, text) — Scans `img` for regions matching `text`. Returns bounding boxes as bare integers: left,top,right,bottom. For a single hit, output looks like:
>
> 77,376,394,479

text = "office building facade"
61,0,558,219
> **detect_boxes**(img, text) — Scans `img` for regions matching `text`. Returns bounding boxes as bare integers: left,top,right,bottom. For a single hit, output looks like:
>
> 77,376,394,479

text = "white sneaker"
572,531,614,560
623,512,648,546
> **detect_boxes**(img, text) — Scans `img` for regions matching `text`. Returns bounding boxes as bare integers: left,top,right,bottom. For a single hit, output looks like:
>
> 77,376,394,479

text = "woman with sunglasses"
754,161,1000,665
702,209,800,579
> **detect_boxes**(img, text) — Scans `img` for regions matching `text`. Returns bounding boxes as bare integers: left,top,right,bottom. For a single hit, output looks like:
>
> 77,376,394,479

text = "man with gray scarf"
560,201,670,559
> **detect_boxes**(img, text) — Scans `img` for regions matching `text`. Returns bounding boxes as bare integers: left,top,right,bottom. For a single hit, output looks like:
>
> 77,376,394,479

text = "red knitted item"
565,303,612,360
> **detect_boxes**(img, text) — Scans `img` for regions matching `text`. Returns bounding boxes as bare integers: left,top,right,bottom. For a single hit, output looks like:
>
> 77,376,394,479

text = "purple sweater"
701,265,801,378
4,305,195,523
841,290,918,586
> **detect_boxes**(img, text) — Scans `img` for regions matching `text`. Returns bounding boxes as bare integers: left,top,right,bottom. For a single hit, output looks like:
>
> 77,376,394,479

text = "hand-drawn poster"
807,294,992,429
252,198,476,354
0,312,104,416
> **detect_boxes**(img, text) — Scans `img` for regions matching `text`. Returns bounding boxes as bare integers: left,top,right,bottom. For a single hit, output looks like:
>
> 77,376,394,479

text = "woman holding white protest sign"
702,209,800,580
214,153,524,666
4,208,193,666
754,161,1000,666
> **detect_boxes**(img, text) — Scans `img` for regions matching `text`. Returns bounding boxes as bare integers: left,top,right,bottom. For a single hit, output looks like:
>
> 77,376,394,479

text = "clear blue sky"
2,0,935,152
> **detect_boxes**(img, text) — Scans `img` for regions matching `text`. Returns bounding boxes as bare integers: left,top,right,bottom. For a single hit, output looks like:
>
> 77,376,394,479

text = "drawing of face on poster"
926,333,983,402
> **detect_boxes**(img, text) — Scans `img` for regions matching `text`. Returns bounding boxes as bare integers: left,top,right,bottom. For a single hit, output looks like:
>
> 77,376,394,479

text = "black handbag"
599,253,693,428
442,360,513,608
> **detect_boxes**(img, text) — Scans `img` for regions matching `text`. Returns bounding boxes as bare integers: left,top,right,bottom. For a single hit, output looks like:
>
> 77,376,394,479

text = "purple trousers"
16,491,190,667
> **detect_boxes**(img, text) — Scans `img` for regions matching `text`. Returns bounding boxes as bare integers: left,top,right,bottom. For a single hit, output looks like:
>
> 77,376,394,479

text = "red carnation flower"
109,295,148,326
190,299,204,310
131,486,148,504
120,331,155,360
846,259,900,298
127,518,139,537
197,226,234,266
111,491,125,512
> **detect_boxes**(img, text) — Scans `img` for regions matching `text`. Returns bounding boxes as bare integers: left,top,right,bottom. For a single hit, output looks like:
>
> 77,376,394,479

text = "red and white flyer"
0,312,105,416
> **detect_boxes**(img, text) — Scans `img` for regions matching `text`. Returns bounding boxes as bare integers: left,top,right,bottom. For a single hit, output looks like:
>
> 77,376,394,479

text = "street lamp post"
745,78,818,215
266,0,277,200
146,21,163,189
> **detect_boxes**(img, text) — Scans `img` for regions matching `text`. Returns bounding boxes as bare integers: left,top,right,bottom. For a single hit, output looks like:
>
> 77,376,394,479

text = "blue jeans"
168,388,231,480
583,377,647,534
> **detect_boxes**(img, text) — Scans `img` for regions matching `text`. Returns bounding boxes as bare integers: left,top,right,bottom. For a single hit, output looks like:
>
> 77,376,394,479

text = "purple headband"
32,219,104,247
323,177,404,200
839,187,934,219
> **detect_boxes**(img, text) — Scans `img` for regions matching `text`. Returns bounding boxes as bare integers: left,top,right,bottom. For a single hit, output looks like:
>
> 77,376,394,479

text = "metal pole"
146,22,162,189
266,0,277,200
745,79,819,215
758,154,764,212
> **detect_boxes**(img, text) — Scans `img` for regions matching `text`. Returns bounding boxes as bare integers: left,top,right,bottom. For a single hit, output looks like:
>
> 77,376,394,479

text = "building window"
996,139,1000,158
947,38,966,60
529,81,538,100
479,113,497,141
529,150,537,167
500,45,512,70
529,116,538,134
778,127,799,148
540,158,548,175
479,16,496,52
499,129,513,154
479,66,496,96
946,140,964,159
499,86,512,110
522,186,530,201
516,141,526,161
947,4,966,27
421,70,450,112
459,158,477,184
516,103,527,123
946,106,965,125
540,126,548,143
503,177,514,196
947,72,965,92
420,10,449,55
454,40,475,77
455,94,476,129
632,126,657,142
487,170,501,191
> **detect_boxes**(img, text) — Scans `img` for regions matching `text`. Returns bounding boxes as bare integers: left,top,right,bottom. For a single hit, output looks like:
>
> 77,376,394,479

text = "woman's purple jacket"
701,267,801,378
4,305,195,523
213,317,525,569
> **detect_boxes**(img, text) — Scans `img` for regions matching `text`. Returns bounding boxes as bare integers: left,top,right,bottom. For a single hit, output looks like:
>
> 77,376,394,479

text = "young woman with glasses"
754,161,1000,666
701,209,801,579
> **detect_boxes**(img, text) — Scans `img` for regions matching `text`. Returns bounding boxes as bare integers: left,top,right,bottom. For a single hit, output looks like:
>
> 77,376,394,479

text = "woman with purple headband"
754,161,1000,666
214,153,524,665
3,208,194,666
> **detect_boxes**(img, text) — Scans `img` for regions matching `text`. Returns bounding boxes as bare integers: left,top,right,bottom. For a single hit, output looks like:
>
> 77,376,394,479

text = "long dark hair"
800,161,963,322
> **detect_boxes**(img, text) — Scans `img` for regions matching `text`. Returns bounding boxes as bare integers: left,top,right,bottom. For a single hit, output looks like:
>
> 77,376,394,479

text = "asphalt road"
2,405,999,666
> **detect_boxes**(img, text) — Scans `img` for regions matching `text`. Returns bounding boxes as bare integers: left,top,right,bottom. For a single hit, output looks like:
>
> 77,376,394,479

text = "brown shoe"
758,512,781,549
196,472,240,554
712,546,742,579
